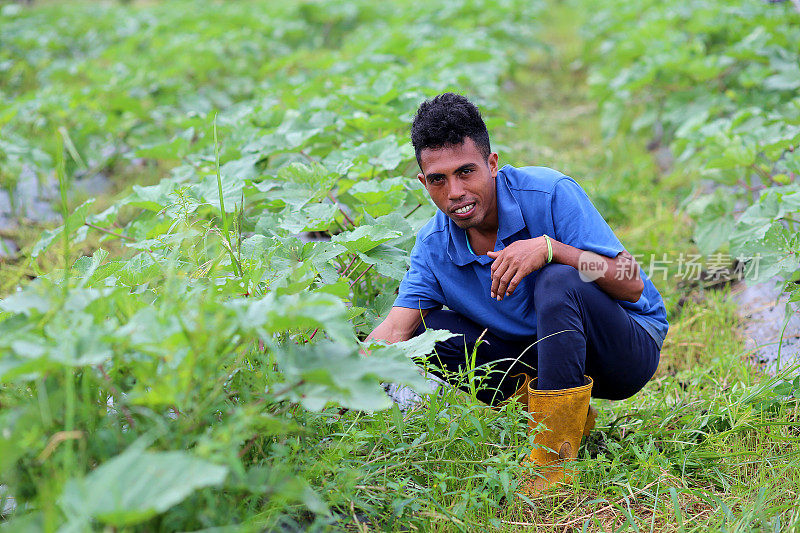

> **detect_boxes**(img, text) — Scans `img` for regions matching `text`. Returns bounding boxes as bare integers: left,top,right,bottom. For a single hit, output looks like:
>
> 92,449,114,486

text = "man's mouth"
452,203,476,216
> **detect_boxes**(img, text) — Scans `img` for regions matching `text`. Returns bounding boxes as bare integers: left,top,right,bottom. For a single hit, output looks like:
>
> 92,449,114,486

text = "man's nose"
448,178,465,200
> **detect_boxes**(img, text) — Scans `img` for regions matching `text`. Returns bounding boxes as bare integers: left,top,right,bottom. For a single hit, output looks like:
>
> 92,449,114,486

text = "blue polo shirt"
394,165,669,349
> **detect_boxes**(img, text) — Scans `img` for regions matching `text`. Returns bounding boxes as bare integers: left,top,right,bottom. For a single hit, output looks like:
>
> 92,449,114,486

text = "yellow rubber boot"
501,374,597,435
524,376,593,494
584,405,598,436
500,373,531,407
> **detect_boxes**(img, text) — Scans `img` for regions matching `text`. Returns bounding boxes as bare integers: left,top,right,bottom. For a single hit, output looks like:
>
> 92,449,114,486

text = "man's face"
417,137,499,232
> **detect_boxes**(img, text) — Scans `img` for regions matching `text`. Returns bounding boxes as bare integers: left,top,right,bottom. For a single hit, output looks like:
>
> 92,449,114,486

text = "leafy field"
1,0,800,531
583,0,800,301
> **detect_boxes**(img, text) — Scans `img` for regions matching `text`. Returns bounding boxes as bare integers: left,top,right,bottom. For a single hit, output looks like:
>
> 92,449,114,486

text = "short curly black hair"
410,93,491,167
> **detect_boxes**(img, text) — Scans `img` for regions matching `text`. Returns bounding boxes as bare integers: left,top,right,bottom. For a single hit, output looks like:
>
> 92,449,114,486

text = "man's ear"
417,172,426,187
488,152,499,178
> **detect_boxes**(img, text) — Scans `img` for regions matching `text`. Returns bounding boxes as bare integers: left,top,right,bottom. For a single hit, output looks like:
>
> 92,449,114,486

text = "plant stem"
63,367,75,471
213,116,242,276
85,222,134,241
329,193,355,227
349,264,373,287
56,130,69,293
36,377,53,428
341,256,361,277
56,129,76,471
405,203,423,218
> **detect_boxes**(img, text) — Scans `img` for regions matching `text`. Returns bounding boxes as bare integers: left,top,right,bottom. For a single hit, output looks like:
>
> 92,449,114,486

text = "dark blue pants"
413,264,660,405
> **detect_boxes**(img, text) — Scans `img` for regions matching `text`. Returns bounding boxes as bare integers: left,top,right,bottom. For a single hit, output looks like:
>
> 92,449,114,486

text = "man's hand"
486,237,549,300
362,307,430,355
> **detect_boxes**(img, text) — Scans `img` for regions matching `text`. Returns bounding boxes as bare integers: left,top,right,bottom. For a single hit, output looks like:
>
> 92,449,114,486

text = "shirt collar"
446,166,526,266
496,165,526,241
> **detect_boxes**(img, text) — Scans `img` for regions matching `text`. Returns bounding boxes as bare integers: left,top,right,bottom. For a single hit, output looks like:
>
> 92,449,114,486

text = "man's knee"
534,264,586,310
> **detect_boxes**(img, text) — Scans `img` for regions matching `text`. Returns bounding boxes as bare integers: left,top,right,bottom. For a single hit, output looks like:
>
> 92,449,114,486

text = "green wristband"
543,234,553,264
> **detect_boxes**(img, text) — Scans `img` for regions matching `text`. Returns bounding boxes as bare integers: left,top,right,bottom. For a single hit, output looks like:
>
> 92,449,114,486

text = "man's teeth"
454,204,474,214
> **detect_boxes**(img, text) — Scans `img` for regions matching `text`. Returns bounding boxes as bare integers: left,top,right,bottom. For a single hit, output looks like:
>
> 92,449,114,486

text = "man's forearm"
363,307,430,350
550,240,644,302
366,318,414,344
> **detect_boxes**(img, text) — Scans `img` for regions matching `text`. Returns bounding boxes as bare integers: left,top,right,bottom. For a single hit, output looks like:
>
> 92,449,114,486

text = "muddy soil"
733,277,800,374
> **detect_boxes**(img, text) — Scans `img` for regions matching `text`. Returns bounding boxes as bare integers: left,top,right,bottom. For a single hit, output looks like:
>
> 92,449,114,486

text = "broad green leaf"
280,203,337,233
342,136,405,171
693,217,735,257
308,241,347,273
732,223,800,282
704,137,756,170
72,249,110,286
30,199,95,258
686,191,736,255
193,171,245,212
365,328,457,360
123,181,176,212
240,234,274,259
331,224,401,253
764,64,800,91
348,177,407,216
135,134,191,160
227,292,353,345
220,153,260,182
114,252,163,286
0,310,119,380
0,285,53,316
278,161,337,199
356,244,409,280
60,442,228,527
275,341,433,411
0,512,43,532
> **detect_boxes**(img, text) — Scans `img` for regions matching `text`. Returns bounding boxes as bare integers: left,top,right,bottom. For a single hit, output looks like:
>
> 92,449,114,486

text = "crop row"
0,0,542,529
581,0,800,305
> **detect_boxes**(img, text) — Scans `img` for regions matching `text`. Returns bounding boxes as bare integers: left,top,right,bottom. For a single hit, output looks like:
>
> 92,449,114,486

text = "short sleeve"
551,177,625,258
394,239,445,310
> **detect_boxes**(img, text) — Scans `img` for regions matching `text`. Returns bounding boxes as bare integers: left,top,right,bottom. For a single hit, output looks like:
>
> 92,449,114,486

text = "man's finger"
490,258,510,298
491,262,507,298
495,267,517,301
505,271,526,297
489,249,504,273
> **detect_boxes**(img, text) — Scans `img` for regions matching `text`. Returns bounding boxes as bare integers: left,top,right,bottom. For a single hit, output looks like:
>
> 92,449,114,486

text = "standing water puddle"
0,166,112,258
734,278,800,374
